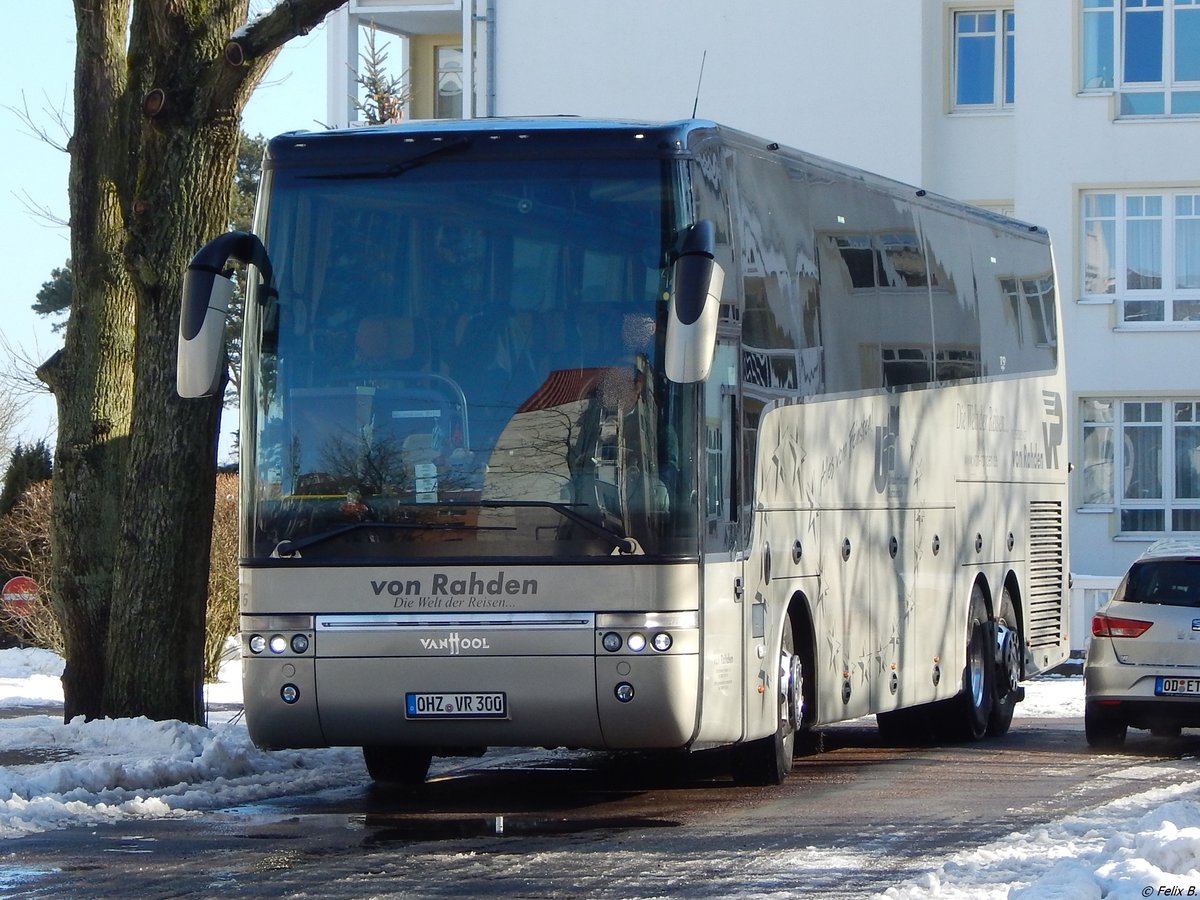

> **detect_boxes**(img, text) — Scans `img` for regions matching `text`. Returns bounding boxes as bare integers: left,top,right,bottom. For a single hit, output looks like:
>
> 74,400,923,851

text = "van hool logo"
419,632,492,655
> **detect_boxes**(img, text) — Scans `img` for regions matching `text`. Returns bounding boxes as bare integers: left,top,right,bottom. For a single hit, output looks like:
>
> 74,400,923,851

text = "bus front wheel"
732,615,799,786
363,745,433,786
941,584,994,742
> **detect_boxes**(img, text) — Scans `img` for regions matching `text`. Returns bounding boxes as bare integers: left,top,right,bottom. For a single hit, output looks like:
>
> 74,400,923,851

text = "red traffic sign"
1,576,38,614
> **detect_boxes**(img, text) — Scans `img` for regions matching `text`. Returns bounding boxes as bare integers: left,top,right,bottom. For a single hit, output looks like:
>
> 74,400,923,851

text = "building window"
1081,0,1200,116
434,45,463,119
953,8,1015,110
1081,188,1200,324
1080,398,1200,533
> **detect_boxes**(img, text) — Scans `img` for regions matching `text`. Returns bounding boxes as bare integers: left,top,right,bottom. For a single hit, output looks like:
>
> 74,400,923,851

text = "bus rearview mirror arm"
665,220,723,384
177,231,274,399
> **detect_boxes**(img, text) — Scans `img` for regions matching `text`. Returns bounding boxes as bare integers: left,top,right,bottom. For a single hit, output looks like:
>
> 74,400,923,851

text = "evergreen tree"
355,22,409,124
0,441,53,517
33,264,72,331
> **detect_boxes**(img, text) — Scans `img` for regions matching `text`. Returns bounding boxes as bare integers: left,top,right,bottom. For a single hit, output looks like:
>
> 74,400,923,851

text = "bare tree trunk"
43,0,347,725
41,0,136,722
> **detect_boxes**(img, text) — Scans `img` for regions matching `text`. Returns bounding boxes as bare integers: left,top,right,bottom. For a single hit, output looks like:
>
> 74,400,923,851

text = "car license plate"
1155,677,1200,696
405,691,507,719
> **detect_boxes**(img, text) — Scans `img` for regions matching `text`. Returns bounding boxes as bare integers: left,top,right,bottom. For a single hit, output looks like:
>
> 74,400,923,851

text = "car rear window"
1118,559,1200,607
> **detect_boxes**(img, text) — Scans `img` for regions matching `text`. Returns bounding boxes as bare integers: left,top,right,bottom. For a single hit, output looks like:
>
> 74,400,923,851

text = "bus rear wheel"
733,615,799,786
987,586,1022,737
363,745,433,786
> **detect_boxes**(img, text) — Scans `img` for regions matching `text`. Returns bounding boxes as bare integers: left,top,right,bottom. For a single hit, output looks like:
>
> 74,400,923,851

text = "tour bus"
178,119,1069,786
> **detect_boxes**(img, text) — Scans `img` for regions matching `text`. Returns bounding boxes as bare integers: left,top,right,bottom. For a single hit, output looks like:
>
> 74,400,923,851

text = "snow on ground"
0,651,1196,898
0,649,368,839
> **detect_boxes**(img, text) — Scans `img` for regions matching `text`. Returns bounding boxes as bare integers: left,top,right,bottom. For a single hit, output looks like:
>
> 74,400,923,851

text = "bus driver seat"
354,317,430,372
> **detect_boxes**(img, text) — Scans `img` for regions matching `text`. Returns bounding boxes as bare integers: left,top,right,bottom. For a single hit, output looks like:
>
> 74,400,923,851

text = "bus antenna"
692,51,707,118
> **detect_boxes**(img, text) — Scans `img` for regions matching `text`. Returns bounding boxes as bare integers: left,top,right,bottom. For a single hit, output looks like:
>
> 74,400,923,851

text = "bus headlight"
627,633,647,652
290,634,310,654
249,634,267,654
601,632,623,652
280,684,300,704
269,635,288,654
614,682,635,702
652,632,673,652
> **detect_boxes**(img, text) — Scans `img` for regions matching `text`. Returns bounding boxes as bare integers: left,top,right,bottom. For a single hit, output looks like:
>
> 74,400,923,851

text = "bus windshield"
244,152,699,562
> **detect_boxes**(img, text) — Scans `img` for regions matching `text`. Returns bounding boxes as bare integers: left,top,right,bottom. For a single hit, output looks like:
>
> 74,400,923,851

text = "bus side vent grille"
1026,500,1065,648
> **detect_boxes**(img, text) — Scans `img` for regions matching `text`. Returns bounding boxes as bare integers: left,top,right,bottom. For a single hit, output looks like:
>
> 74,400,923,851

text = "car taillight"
1091,613,1153,638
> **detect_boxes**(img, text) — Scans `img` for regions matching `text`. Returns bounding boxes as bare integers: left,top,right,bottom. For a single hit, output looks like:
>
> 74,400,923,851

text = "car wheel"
1084,703,1128,748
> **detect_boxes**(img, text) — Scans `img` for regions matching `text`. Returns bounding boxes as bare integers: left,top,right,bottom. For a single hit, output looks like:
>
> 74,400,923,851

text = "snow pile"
0,647,65,708
878,779,1200,899
0,648,365,839
871,673,1200,898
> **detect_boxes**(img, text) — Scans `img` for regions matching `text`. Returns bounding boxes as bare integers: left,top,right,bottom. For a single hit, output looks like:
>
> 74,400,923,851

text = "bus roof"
264,117,1048,239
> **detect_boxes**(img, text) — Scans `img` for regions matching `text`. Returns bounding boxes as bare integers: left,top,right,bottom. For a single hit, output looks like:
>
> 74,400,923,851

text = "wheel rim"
996,623,1020,696
787,654,804,726
778,620,798,765
968,623,987,710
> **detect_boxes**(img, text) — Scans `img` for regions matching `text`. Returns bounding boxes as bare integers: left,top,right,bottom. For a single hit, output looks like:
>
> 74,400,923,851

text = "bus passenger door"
696,339,746,743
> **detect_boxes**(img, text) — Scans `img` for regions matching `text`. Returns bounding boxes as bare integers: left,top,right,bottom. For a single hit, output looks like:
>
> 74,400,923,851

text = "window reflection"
247,155,698,561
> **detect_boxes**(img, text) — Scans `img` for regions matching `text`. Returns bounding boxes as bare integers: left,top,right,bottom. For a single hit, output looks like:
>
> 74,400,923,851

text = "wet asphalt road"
3,716,1198,898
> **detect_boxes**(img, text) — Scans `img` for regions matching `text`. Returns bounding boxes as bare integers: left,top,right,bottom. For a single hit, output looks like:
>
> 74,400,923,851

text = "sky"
0,651,1198,897
0,5,332,462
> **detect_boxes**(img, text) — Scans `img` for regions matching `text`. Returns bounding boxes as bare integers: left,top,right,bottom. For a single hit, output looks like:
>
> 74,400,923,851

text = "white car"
1084,539,1200,747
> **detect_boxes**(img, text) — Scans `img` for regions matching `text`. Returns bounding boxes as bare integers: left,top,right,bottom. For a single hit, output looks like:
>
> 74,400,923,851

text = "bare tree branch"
208,0,347,119
12,191,69,229
0,333,49,460
227,0,348,65
0,332,55,401
4,92,72,228
5,90,72,153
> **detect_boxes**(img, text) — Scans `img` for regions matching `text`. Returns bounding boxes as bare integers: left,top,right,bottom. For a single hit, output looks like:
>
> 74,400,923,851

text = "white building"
322,0,1200,649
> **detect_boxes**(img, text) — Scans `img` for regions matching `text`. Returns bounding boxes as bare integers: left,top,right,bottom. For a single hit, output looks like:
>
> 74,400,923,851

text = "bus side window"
705,342,741,551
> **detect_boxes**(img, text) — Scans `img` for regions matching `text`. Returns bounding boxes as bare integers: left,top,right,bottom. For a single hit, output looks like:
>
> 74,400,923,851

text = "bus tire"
363,745,433,786
732,615,799,785
877,705,937,746
987,586,1022,737
941,583,994,742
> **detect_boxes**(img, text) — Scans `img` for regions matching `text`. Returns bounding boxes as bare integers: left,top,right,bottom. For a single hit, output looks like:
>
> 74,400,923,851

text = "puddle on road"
357,813,679,845
0,865,61,893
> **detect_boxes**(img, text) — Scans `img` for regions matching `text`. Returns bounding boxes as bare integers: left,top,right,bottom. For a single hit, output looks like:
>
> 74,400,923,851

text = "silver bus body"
180,119,1069,784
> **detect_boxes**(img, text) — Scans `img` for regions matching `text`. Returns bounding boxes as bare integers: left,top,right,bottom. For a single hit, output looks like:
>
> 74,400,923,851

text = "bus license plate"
1155,677,1200,696
405,691,507,719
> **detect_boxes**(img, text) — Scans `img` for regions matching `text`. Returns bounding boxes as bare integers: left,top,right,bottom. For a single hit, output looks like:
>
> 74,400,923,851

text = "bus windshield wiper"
474,499,640,555
272,518,500,558
271,498,637,557
349,499,639,555
304,137,472,180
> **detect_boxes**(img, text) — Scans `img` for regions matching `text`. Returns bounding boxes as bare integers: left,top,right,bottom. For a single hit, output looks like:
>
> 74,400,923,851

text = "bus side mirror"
177,231,273,398
665,220,723,383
